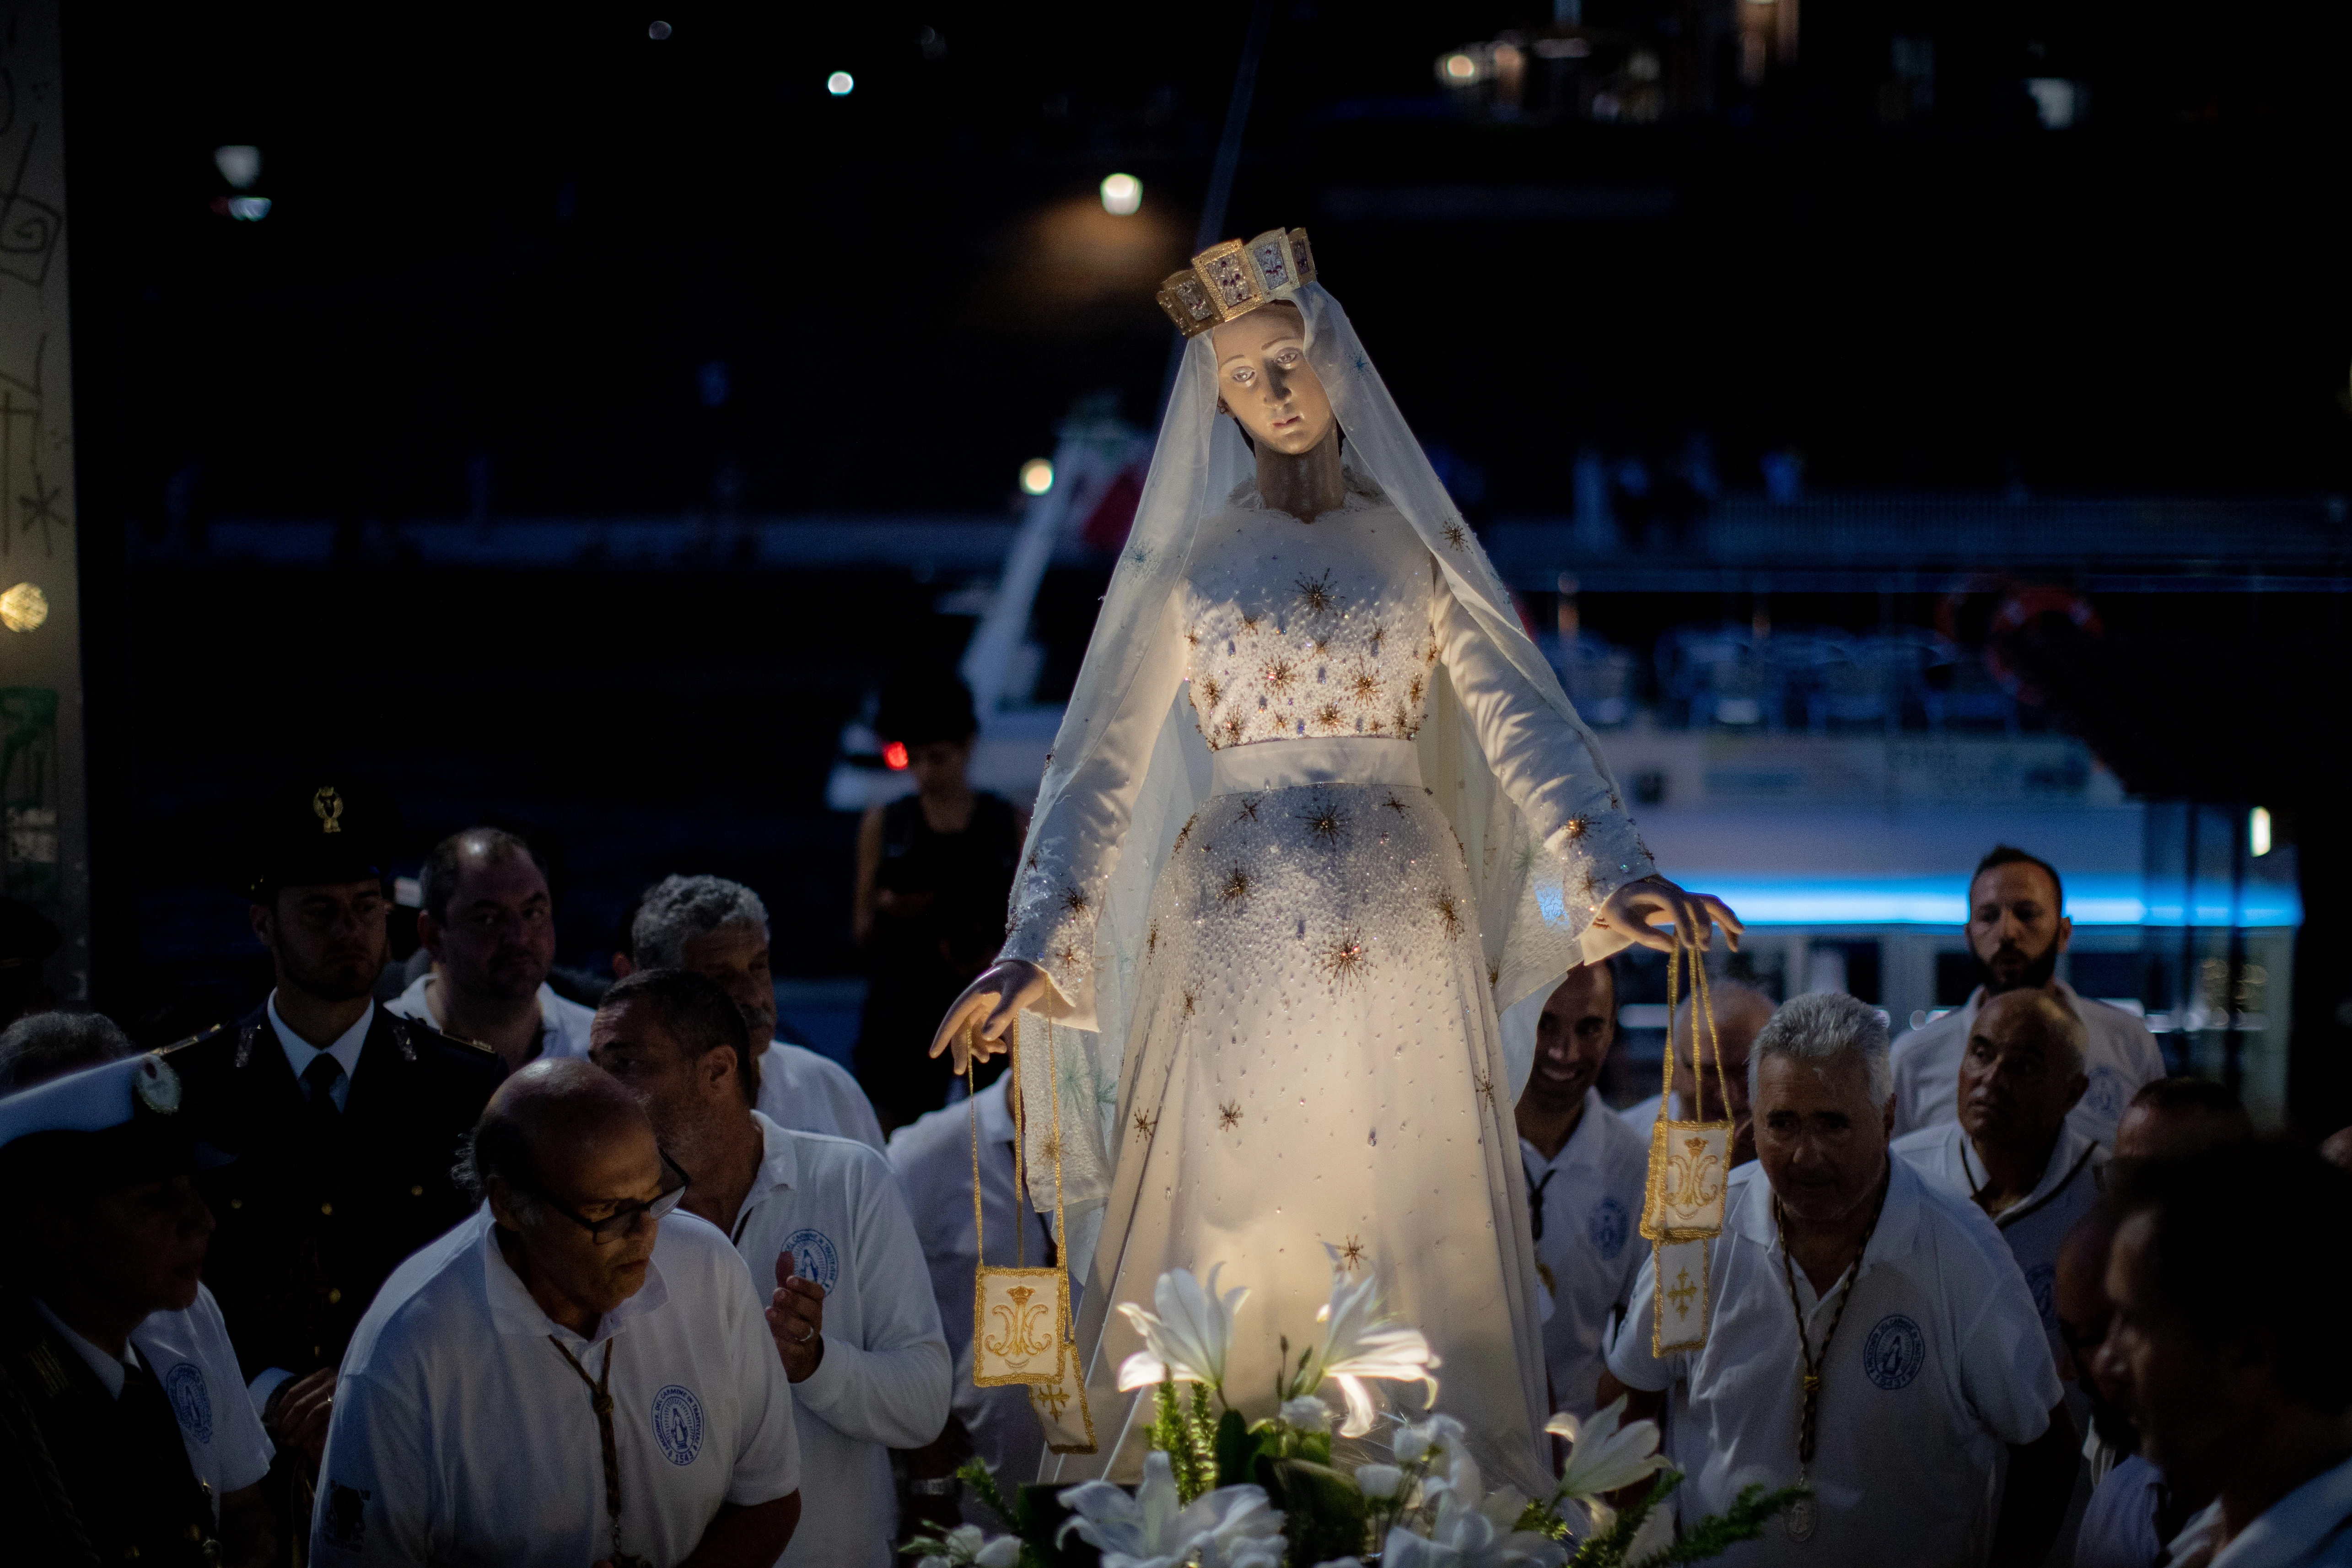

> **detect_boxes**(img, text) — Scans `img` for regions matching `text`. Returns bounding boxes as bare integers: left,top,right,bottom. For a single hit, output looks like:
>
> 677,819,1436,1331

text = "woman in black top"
852,667,1026,1130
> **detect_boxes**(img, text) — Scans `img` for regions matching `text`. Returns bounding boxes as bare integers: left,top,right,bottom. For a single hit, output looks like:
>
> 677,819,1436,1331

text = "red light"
883,741,909,771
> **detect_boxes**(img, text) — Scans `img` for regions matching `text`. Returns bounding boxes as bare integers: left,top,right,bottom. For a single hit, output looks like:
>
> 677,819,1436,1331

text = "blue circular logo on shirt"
1588,1197,1631,1261
163,1362,212,1444
2085,1064,2127,1121
781,1228,840,1293
2026,1263,2058,1331
1862,1315,1926,1391
651,1385,705,1466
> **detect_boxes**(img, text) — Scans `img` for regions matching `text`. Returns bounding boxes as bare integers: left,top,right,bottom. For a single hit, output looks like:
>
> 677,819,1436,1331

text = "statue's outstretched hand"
929,959,1050,1072
1595,878,1744,954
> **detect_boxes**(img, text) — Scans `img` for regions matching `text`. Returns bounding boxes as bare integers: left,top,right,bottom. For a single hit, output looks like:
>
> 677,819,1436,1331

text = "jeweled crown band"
1155,226,1318,337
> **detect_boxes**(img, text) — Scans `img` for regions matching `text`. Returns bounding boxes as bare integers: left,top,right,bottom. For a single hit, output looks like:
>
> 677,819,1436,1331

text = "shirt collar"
1960,1120,2102,1218
1738,1151,1926,1269
267,993,373,1083
2202,1451,2352,1568
30,1298,137,1398
1523,1089,1613,1174
747,1109,800,1201
476,1207,671,1352
408,972,554,1043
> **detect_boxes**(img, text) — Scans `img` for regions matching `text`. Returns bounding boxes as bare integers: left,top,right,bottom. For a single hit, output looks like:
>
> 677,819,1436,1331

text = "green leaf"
1262,1457,1369,1568
1214,1406,1254,1493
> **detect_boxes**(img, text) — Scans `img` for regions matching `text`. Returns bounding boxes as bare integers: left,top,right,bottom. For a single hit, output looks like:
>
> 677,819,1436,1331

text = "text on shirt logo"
781,1228,840,1293
1862,1314,1926,1391
652,1385,705,1466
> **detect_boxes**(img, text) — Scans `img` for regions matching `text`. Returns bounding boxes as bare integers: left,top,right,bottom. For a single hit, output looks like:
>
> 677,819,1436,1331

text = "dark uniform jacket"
165,1005,504,1386
0,1288,218,1567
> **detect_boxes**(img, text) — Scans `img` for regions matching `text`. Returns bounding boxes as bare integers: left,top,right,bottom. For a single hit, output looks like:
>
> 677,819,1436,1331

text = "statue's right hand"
929,959,1050,1073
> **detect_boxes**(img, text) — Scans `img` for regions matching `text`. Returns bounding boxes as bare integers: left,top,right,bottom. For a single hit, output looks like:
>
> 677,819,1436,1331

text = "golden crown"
1154,227,1318,337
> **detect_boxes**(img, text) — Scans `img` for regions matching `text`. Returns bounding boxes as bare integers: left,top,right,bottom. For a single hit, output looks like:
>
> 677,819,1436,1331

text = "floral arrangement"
907,1255,1801,1568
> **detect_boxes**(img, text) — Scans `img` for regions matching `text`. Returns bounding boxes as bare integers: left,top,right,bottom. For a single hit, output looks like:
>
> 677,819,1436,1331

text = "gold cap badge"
312,786,344,834
1154,227,1317,337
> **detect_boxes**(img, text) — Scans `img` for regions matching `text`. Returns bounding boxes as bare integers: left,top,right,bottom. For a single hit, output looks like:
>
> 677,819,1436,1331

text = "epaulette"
393,1012,498,1060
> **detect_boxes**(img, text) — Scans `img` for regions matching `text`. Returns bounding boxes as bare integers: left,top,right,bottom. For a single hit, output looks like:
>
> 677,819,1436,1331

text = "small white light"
827,70,855,96
0,582,47,632
1099,172,1142,216
1442,52,1478,82
1020,458,1054,496
648,20,672,39
215,145,261,189
228,196,272,221
2250,806,2272,857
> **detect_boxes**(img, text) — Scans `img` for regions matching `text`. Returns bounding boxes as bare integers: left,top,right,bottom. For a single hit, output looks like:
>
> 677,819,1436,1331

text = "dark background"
58,5,2352,1050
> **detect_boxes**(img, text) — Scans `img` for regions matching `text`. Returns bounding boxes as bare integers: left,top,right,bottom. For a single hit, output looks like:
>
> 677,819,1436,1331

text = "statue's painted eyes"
1231,366,1256,384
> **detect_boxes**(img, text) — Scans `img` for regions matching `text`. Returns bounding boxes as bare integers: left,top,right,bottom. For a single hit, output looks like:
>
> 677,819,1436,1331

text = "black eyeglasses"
514,1150,692,1245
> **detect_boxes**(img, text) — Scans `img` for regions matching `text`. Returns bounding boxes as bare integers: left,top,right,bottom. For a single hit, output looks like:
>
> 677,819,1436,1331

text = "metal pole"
1156,0,1276,420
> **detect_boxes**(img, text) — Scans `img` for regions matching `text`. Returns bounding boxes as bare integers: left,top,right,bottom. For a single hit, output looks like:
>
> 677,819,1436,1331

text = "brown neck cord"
1773,1174,1889,1470
549,1337,635,1566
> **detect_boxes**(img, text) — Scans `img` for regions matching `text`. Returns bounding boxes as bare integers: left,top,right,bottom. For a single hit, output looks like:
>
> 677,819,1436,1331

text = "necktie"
304,1054,345,1122
1528,1166,1555,1242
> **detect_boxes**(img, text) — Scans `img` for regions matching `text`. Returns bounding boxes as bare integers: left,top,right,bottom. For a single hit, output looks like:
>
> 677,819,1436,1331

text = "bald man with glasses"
309,1059,802,1568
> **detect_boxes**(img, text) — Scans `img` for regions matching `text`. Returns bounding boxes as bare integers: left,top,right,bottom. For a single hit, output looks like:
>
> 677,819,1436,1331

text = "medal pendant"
1785,1493,1817,1542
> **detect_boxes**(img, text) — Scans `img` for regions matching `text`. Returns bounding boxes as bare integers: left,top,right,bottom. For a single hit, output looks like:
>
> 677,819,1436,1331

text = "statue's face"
1210,304,1333,456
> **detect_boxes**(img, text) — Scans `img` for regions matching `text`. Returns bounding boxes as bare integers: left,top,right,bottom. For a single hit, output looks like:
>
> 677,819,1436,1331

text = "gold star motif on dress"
1562,816,1588,841
1318,930,1369,986
1236,796,1260,823
1147,922,1159,957
1197,674,1223,709
1349,667,1381,703
1182,990,1196,1018
1441,519,1469,550
1383,792,1411,817
1432,890,1463,938
1264,657,1298,693
1339,1236,1367,1272
1299,798,1347,845
1313,701,1342,731
1294,570,1338,616
1218,1101,1243,1131
1059,886,1090,916
1221,867,1253,904
1132,1110,1159,1140
1473,1070,1496,1106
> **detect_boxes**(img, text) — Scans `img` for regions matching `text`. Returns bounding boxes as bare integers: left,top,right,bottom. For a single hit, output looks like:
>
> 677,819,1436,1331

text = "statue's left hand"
1595,878,1743,954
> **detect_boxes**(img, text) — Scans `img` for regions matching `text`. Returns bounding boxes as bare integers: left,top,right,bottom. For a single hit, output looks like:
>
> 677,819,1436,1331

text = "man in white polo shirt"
311,1059,801,1567
1515,960,1651,1421
1890,845,2163,1146
591,967,949,1568
1603,992,2080,1567
1894,989,2104,1399
2097,1147,2352,1568
384,827,596,1069
630,874,887,1151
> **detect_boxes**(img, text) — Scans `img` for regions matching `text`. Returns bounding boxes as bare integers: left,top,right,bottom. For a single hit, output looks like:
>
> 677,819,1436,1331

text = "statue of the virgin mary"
933,229,1740,1493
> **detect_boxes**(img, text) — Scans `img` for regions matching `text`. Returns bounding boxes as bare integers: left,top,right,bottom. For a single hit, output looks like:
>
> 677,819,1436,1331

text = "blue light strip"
1677,873,2301,928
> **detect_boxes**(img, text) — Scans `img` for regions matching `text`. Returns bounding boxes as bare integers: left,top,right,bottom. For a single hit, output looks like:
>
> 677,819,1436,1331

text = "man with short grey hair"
1605,992,2079,1566
630,875,885,1151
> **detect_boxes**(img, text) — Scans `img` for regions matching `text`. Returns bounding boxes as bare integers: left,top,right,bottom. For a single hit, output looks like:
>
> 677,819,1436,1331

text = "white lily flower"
1354,1462,1408,1502
1311,1264,1439,1437
1115,1265,1249,1392
1058,1451,1284,1568
1544,1396,1668,1503
913,1522,1022,1568
1381,1447,1567,1568
1392,1412,1468,1467
1281,1394,1332,1433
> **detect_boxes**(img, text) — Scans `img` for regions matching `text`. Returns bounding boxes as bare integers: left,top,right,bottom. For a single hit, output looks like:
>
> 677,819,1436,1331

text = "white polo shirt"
888,1078,1060,1501
732,1111,951,1568
1892,1119,2104,1381
2164,1451,2352,1568
1519,1088,1651,1421
1890,981,2163,1146
756,1042,887,1153
2075,1453,2167,1568
1607,1158,2061,1568
311,1206,800,1567
36,1285,275,1519
384,974,596,1061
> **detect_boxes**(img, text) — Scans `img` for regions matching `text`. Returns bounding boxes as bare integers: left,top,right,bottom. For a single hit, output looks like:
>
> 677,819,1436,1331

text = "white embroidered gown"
1006,480,1654,1492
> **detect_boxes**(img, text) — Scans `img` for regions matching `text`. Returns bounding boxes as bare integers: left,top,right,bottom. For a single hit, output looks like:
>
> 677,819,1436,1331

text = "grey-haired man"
1603,993,2079,1567
630,875,885,1151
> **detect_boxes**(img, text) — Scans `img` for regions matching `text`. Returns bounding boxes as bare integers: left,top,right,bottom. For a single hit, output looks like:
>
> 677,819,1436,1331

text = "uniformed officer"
163,776,504,1493
0,1051,266,1565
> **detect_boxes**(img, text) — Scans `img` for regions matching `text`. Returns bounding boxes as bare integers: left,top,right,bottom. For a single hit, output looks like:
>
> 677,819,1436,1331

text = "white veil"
1012,284,1636,1264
